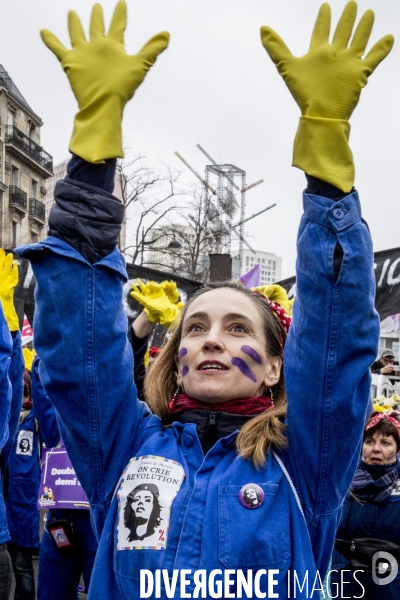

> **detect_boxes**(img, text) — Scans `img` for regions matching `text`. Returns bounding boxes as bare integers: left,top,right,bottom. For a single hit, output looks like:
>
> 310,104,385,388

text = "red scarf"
169,393,274,415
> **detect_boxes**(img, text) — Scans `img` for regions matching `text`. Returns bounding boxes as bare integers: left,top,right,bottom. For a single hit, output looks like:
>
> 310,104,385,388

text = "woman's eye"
231,324,247,333
187,324,204,332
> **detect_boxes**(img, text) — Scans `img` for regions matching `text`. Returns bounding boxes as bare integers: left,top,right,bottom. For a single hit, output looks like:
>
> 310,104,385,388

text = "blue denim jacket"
17,182,379,599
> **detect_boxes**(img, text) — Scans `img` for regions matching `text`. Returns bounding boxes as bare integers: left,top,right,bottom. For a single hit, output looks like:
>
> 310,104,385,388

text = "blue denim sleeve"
284,190,380,570
0,306,12,453
16,235,156,536
31,356,60,448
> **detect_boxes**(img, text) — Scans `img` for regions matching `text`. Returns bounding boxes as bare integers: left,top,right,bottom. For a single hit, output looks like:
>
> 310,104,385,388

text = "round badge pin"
239,483,264,509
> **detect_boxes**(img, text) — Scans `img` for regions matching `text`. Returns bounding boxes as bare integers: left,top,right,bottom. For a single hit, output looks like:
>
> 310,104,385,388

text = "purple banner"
37,447,89,510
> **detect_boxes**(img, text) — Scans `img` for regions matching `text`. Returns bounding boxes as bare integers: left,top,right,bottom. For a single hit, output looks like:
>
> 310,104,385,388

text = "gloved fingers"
146,281,162,295
136,32,170,67
130,290,147,306
136,278,148,294
130,282,142,297
332,1,357,49
176,302,185,311
0,248,5,270
108,0,127,44
309,3,331,51
363,34,395,75
40,29,68,62
90,3,105,40
160,280,179,303
260,26,292,69
68,10,87,47
349,9,374,57
8,256,18,288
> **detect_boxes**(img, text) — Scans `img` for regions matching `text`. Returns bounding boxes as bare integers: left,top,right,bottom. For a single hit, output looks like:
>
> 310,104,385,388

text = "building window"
273,261,276,269
262,259,265,263
11,167,19,187
257,258,260,263
11,221,20,247
31,231,38,243
31,179,38,199
7,110,15,127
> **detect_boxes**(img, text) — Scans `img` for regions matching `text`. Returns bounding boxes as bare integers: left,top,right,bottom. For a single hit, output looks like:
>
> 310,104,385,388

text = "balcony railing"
29,198,46,222
5,125,53,173
9,185,27,211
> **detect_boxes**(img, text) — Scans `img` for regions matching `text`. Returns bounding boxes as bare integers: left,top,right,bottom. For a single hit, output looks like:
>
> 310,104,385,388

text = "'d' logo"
372,551,398,586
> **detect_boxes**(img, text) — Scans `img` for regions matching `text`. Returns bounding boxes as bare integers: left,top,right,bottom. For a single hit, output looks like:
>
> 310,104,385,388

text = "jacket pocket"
218,484,291,569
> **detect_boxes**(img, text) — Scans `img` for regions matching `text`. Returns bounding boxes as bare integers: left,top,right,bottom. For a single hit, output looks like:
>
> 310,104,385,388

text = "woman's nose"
202,334,224,351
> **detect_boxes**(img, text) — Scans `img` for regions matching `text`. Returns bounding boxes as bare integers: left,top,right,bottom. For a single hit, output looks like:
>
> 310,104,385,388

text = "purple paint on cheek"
179,348,188,359
241,345,262,365
231,357,257,383
182,365,189,377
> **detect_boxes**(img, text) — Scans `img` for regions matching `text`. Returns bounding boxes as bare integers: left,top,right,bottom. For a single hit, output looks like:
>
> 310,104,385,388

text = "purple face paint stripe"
182,366,189,377
179,348,188,359
241,345,262,365
231,357,257,383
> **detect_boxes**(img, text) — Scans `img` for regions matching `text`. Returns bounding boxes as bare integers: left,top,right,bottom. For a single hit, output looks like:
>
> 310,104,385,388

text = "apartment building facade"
241,249,282,285
0,65,53,248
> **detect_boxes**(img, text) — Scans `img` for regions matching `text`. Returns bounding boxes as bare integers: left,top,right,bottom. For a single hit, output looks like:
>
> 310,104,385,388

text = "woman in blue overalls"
17,2,392,598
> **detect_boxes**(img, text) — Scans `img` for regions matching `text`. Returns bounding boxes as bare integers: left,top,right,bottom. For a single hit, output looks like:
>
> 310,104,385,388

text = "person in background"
129,279,184,399
0,250,24,599
31,356,98,600
371,348,400,376
5,350,58,600
332,410,400,598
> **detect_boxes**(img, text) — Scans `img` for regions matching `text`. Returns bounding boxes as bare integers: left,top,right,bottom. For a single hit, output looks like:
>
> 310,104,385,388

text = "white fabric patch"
117,455,185,550
16,430,33,456
391,478,400,496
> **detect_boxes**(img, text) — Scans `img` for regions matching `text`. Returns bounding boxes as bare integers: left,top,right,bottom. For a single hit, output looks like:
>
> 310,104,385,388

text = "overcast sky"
2,0,400,278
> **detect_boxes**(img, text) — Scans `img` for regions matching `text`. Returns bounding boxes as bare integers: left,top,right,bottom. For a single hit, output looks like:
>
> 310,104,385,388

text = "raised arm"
261,1,392,572
16,1,170,534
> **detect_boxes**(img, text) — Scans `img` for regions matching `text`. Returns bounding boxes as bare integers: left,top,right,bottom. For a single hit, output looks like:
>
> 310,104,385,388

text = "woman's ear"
262,355,282,388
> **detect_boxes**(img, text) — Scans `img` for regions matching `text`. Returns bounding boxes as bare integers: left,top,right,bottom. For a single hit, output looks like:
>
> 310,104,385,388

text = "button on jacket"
17,180,380,599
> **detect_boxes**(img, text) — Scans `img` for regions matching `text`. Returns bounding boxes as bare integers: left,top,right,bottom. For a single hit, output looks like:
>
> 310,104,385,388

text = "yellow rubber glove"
40,1,170,164
130,279,183,328
159,281,182,305
23,347,36,372
0,249,19,331
261,2,394,192
251,284,294,316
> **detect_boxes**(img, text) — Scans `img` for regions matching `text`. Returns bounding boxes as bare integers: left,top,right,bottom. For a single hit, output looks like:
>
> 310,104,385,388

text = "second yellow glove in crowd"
130,279,184,329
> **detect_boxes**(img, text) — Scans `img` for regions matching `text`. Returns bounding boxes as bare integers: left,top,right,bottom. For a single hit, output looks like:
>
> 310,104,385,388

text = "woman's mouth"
197,361,229,372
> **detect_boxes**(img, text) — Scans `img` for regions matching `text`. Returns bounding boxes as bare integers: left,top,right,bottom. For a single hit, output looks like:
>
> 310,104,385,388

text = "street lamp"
141,228,182,265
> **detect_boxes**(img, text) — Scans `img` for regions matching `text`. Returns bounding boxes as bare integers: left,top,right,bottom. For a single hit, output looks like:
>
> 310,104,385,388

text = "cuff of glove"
0,299,19,332
293,116,354,193
69,99,124,164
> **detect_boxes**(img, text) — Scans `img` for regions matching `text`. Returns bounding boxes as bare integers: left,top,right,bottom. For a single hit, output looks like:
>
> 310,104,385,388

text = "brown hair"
364,411,400,451
144,282,288,468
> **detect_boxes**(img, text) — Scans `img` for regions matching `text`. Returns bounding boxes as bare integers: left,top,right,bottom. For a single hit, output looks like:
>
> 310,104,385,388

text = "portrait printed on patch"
16,430,33,456
117,455,185,550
